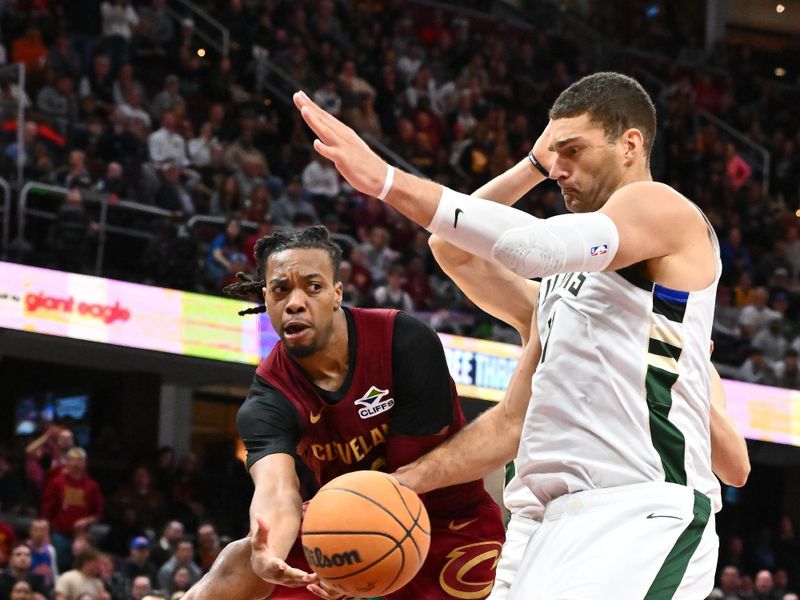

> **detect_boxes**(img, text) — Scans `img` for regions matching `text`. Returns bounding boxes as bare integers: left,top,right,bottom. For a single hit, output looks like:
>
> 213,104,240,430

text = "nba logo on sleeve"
590,244,609,256
355,386,395,419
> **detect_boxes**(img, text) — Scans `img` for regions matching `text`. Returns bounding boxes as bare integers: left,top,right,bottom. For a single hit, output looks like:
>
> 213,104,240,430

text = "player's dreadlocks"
223,225,343,316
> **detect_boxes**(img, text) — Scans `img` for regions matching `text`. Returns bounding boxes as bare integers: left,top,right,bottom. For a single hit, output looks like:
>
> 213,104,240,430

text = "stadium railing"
17,181,173,275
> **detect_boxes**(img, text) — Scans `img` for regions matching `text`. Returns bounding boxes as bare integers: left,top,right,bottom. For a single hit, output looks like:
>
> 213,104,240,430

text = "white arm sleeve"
427,187,620,278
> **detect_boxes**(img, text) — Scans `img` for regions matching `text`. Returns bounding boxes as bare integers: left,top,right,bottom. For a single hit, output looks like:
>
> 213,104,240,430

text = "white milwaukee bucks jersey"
516,219,722,512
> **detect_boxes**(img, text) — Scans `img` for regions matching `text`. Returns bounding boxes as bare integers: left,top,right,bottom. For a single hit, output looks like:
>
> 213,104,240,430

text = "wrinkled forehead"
266,248,335,281
548,113,610,149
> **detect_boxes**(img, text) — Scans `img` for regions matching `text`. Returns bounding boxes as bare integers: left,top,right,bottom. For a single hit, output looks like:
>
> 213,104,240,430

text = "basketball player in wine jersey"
184,226,505,600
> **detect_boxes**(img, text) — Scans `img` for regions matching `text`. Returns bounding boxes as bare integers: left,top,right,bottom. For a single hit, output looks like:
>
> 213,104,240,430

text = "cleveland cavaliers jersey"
516,212,722,512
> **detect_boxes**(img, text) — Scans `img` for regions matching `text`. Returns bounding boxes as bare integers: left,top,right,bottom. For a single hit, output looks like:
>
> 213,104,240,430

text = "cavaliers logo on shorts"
438,541,503,599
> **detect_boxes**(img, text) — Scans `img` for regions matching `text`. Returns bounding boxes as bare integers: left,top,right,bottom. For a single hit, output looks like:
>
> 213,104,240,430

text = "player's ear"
334,281,343,310
623,128,643,160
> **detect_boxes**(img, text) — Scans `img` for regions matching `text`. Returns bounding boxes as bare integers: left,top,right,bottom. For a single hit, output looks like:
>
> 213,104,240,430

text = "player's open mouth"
284,321,312,341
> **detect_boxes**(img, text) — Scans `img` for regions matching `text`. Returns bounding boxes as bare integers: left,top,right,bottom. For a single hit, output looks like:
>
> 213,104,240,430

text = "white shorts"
508,482,718,600
487,513,541,600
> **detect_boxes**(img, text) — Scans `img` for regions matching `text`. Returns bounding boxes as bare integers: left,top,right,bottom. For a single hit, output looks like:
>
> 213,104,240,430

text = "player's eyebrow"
268,273,324,285
548,136,585,152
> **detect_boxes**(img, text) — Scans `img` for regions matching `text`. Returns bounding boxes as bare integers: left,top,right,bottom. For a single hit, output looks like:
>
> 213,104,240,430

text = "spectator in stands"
9,580,33,600
734,271,758,308
100,0,139,73
150,75,183,122
25,425,74,489
739,347,777,386
115,537,157,598
148,112,188,166
166,566,191,597
154,162,195,217
119,88,152,130
54,548,108,600
58,151,93,190
720,228,752,277
243,183,271,223
50,188,94,274
209,176,240,216
360,226,398,284
206,218,247,289
129,574,153,600
79,55,115,109
752,317,788,362
232,155,267,206
138,0,174,53
94,161,129,199
48,35,82,82
775,350,800,390
194,524,220,573
112,467,165,530
150,522,182,570
36,74,78,129
714,565,742,600
753,570,774,600
187,123,218,169
740,288,781,339
25,520,58,588
349,94,383,138
270,176,318,226
156,541,199,593
404,256,434,310
301,154,340,202
11,27,48,75
42,448,105,572
773,570,789,599
714,285,742,338
371,263,415,311
0,544,50,600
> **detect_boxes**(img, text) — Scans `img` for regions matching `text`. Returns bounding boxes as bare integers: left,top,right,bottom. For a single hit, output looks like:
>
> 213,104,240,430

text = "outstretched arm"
395,311,541,494
294,92,712,286
709,366,750,487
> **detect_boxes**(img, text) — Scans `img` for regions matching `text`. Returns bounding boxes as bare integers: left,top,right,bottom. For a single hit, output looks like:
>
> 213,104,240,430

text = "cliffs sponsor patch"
354,386,394,419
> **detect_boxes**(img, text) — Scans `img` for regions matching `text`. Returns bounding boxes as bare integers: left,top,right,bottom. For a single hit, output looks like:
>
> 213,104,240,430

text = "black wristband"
527,150,549,178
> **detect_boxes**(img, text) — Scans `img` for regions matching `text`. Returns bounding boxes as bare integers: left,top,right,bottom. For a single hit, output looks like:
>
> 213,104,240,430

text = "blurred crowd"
0,424,251,600
0,1,798,598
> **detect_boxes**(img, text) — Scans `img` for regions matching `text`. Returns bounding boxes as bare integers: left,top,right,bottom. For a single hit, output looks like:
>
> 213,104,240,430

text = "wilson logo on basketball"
302,546,363,569
354,386,394,420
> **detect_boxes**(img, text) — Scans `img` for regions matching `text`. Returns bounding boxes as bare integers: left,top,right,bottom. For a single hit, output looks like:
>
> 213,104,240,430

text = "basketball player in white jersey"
293,70,747,597
392,132,749,599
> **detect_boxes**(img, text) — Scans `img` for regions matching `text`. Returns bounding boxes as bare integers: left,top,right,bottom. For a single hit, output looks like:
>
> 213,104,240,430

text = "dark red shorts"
271,498,505,600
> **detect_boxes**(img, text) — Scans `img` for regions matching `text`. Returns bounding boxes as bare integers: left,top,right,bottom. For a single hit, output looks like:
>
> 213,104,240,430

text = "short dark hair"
223,225,343,316
74,547,100,568
549,72,657,160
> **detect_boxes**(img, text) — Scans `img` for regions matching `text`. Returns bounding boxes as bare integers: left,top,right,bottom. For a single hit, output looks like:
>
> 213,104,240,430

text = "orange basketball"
301,470,431,597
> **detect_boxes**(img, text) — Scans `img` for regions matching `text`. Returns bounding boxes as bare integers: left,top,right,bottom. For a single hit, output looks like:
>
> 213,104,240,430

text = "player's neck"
293,309,350,389
619,163,653,188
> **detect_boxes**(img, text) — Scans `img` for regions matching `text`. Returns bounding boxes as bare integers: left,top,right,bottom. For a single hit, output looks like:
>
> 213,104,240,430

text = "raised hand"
531,120,556,175
293,91,389,199
250,514,313,587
